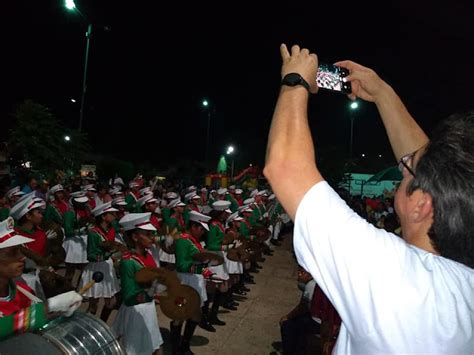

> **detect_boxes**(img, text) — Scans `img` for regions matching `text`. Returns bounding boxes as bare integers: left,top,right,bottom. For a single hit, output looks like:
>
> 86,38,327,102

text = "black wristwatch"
281,73,311,92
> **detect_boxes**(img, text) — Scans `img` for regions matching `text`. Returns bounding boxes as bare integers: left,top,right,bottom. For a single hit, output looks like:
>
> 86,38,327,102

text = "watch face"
284,73,301,86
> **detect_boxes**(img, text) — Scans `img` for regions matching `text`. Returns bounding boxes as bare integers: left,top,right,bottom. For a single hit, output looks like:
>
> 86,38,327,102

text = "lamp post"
65,0,109,132
202,99,212,169
349,101,359,160
226,145,235,180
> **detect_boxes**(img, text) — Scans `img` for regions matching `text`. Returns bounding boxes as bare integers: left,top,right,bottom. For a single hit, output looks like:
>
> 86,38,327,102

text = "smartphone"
316,63,351,94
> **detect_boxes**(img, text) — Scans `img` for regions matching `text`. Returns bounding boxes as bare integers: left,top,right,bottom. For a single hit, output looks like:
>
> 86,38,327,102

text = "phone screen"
316,63,351,94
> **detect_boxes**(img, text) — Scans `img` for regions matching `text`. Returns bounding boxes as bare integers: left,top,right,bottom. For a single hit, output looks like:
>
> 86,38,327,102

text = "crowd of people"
0,174,292,354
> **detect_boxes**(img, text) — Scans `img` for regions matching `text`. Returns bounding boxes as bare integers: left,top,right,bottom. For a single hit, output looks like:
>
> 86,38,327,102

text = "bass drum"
0,312,125,355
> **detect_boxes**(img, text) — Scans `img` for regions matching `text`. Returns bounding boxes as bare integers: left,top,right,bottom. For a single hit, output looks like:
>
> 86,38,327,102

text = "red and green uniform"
249,207,264,228
165,213,186,233
125,192,140,212
44,200,69,225
0,281,48,340
87,225,116,262
161,207,171,225
64,209,91,237
120,251,158,306
225,194,239,213
206,220,233,251
239,219,252,240
175,233,204,273
15,226,47,257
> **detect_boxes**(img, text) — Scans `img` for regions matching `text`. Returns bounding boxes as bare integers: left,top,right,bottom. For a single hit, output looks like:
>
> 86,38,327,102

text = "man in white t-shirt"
263,44,474,354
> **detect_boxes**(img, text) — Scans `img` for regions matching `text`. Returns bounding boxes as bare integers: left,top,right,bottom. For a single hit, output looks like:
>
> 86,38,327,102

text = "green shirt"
125,193,138,212
226,195,239,213
43,204,63,225
87,227,113,262
165,214,186,233
206,221,224,251
239,221,251,239
175,237,201,273
119,257,154,307
162,207,171,224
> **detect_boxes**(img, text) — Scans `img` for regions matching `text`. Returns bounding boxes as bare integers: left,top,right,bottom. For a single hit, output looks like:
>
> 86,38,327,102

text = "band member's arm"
120,260,152,306
0,303,48,340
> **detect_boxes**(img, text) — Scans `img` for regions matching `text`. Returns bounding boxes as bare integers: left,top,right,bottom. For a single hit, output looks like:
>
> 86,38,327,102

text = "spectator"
264,44,473,353
21,176,37,194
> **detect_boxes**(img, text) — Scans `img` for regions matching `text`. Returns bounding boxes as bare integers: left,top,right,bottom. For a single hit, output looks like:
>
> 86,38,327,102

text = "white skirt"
112,300,163,355
158,248,176,264
79,259,120,298
63,235,88,264
223,251,243,274
177,272,207,306
207,250,230,281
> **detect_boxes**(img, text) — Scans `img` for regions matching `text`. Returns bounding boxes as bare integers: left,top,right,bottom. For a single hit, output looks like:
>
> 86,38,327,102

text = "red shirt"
15,227,47,257
88,199,96,210
91,225,116,242
52,200,69,215
150,214,161,230
0,281,33,317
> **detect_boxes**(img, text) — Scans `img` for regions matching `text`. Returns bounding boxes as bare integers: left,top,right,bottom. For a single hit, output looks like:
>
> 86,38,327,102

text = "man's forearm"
375,84,429,160
264,86,322,219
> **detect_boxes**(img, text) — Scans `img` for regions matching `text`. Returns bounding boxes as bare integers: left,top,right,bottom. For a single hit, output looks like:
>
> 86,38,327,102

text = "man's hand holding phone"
280,44,319,94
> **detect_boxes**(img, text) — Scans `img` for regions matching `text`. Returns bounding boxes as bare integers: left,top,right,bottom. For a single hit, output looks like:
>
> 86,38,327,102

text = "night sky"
3,1,474,172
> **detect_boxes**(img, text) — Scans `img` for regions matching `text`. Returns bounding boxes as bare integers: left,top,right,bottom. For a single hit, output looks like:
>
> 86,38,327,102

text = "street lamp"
64,135,71,142
349,101,359,159
226,145,235,180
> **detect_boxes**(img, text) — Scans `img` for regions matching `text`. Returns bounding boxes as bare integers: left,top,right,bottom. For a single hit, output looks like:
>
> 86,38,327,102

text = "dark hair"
407,111,474,268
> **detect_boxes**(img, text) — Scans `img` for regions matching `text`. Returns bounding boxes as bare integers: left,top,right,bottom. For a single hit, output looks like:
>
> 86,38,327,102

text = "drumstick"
79,271,104,295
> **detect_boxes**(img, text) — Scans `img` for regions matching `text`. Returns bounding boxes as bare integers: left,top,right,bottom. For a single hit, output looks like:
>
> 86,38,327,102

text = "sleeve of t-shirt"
294,181,411,336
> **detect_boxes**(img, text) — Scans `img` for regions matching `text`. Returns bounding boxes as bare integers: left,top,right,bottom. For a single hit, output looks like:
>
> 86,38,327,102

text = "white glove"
263,212,269,218
165,235,174,247
47,291,83,317
146,279,160,298
45,230,58,240
227,244,235,249
234,240,243,248
79,226,88,235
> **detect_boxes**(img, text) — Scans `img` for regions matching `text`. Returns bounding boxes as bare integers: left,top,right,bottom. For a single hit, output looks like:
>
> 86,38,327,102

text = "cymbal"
160,285,201,321
226,247,250,262
192,252,224,266
222,233,236,245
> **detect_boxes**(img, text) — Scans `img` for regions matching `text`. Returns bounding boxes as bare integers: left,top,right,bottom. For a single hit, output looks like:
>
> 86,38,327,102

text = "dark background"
3,1,474,172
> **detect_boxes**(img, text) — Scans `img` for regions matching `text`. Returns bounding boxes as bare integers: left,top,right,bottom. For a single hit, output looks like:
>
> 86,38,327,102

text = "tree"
8,100,90,178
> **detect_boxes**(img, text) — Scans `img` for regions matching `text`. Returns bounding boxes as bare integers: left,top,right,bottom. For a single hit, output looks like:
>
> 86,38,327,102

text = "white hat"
6,186,24,200
119,213,157,232
112,197,128,206
187,185,197,192
109,187,121,196
257,190,269,197
242,207,254,213
82,184,97,192
113,177,124,186
184,192,197,202
201,187,208,192
226,212,243,226
188,210,211,231
250,189,259,198
268,194,276,200
0,217,34,249
217,188,227,195
212,200,231,211
129,181,140,189
243,198,255,205
140,187,152,196
154,206,162,214
10,194,46,221
228,185,236,191
69,191,89,203
168,199,186,209
235,189,243,195
137,194,158,208
165,192,179,200
91,202,118,217
50,184,64,195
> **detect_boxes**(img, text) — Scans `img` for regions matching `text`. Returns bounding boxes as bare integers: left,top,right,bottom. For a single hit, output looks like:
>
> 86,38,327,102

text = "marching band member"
79,202,120,322
125,181,141,212
43,184,69,225
0,217,82,340
0,187,25,222
113,213,164,355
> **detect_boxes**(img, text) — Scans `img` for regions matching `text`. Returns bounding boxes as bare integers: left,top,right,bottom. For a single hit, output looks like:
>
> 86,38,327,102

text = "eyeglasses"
398,151,417,178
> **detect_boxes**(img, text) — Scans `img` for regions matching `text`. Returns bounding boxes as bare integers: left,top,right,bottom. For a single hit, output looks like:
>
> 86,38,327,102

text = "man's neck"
402,225,438,255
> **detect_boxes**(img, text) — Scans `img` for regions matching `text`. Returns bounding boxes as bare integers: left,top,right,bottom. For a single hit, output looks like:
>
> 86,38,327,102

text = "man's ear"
410,190,434,223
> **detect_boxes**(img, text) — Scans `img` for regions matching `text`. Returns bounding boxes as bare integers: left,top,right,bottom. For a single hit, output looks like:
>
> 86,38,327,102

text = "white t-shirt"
294,181,474,354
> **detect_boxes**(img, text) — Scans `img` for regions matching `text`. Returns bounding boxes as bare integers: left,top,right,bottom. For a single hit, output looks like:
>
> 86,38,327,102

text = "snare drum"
0,312,125,355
